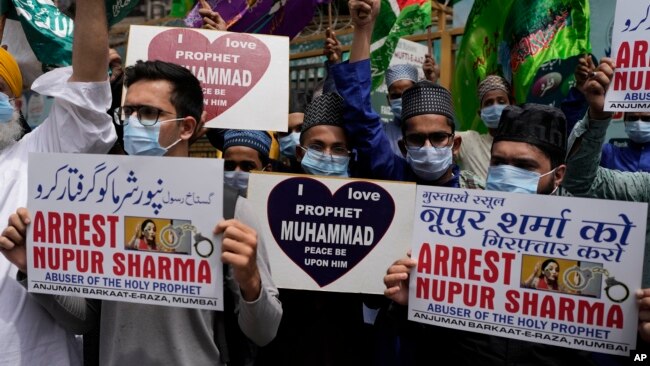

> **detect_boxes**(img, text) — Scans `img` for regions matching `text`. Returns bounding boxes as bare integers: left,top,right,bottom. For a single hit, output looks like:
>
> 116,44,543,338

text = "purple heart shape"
267,177,395,287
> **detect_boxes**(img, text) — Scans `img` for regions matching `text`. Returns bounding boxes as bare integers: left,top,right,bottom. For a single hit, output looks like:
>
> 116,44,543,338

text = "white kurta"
0,67,116,366
457,130,493,181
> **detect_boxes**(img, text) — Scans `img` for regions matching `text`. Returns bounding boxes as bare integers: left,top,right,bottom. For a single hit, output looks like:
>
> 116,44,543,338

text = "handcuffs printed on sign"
160,223,214,258
563,266,629,303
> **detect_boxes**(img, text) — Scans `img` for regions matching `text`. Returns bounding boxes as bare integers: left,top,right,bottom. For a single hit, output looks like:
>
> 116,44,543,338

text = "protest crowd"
1,0,650,365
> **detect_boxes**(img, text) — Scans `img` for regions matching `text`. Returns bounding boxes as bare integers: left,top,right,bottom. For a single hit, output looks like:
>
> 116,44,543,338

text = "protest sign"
605,0,650,112
408,186,647,355
27,153,224,311
248,172,415,294
125,25,289,131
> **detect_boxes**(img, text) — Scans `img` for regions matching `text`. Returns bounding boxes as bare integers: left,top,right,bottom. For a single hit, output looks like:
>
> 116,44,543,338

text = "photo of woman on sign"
128,219,159,251
523,258,571,293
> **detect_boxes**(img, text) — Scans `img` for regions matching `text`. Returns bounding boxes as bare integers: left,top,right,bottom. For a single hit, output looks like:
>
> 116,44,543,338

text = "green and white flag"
453,0,590,133
370,0,432,90
1,0,138,66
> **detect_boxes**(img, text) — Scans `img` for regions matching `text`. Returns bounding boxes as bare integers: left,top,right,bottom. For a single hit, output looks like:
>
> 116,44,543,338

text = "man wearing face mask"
255,89,375,366
295,92,353,178
0,0,117,363
384,103,598,365
328,0,482,189
0,59,282,365
600,112,650,172
222,129,272,194
456,74,514,181
485,103,567,195
383,64,418,158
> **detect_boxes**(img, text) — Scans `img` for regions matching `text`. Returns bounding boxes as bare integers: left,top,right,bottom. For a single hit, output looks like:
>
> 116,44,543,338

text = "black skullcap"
289,89,309,114
301,92,344,138
494,103,567,160
402,80,455,122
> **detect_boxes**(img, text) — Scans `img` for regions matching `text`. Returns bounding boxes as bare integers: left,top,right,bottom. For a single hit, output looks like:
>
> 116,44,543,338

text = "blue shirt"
330,59,461,188
600,140,650,173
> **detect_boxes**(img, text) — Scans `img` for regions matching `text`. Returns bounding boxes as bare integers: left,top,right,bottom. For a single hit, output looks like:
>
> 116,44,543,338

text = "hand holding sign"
585,57,616,120
199,0,227,31
0,207,31,274
384,253,417,306
574,54,595,94
638,289,650,343
215,219,261,301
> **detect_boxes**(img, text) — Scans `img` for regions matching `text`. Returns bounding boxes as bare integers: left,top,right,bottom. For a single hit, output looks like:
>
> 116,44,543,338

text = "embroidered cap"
401,80,455,122
478,75,512,104
223,129,272,156
385,64,418,88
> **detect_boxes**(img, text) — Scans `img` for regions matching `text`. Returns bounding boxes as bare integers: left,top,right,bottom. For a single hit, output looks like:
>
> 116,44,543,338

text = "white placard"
408,186,647,356
248,172,415,294
27,153,224,310
125,25,289,131
604,0,650,112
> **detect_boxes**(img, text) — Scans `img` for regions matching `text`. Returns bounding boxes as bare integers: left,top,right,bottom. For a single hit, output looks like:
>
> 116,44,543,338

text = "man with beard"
0,0,116,364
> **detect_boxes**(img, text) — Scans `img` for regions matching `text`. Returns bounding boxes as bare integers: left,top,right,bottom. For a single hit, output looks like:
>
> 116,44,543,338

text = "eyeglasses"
113,105,176,126
404,132,454,148
304,143,349,157
624,115,650,122
224,160,262,173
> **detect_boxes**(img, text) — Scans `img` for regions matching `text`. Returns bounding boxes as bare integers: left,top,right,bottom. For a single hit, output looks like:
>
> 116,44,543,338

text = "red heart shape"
148,29,271,121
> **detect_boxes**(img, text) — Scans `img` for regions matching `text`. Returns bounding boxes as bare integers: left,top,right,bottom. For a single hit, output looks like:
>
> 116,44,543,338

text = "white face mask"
406,145,453,181
224,170,250,192
486,165,556,194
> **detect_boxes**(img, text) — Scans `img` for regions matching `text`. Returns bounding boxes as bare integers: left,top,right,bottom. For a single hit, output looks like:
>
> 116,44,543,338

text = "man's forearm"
70,0,108,82
350,25,373,63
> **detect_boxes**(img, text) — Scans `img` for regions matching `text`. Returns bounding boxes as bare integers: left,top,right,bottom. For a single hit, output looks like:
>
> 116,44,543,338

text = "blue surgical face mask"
625,120,650,144
389,98,402,119
300,148,350,177
279,132,300,158
406,145,452,181
123,116,182,156
486,165,555,194
480,104,507,129
224,170,250,192
0,92,15,123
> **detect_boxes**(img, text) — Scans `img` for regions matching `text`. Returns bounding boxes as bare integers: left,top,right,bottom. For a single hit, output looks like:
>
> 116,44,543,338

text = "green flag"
1,0,139,66
370,0,432,90
453,0,590,133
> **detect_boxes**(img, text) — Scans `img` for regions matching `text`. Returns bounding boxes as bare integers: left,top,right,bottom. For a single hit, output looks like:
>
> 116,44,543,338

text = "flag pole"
0,15,6,44
328,0,332,29
427,1,433,57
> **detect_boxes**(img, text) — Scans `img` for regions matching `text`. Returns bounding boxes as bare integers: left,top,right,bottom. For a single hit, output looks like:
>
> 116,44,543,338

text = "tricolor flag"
370,0,432,90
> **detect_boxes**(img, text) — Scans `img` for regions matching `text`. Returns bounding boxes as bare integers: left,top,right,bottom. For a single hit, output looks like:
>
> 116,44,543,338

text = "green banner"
453,0,590,133
1,0,139,66
370,0,431,90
